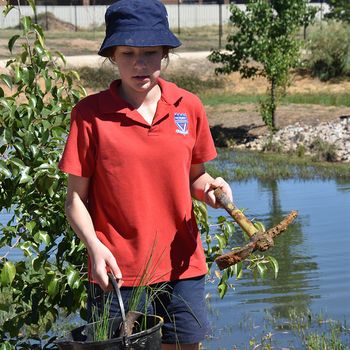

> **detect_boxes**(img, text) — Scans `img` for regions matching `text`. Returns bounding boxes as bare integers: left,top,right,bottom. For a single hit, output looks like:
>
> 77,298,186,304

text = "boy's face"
112,46,164,95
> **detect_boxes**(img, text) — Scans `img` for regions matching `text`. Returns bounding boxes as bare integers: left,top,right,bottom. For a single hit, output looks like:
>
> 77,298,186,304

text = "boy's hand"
204,177,233,209
88,241,123,291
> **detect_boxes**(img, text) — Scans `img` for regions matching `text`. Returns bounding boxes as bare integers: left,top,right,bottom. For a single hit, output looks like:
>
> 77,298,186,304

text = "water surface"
203,179,350,349
1,179,349,348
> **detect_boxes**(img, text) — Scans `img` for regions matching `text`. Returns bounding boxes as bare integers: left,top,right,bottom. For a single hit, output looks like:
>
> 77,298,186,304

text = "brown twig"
213,188,298,270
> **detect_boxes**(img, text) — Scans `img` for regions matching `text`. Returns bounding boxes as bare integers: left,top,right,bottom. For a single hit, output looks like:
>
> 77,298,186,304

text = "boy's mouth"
133,75,149,80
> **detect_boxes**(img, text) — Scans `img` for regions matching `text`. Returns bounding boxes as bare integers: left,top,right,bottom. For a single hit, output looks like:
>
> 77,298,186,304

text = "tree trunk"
271,77,276,130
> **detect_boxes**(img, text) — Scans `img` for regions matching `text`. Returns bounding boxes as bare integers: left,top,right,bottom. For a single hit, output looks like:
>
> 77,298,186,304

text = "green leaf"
21,16,32,34
8,34,20,53
28,95,37,109
223,221,235,236
257,262,267,278
26,221,36,234
215,234,227,250
1,261,16,286
2,5,15,17
0,97,12,110
0,74,13,90
217,281,228,299
32,257,42,272
66,267,81,289
33,25,46,48
21,50,28,64
0,302,10,313
10,157,25,168
27,0,36,14
44,75,52,92
0,160,11,178
48,276,59,297
19,241,35,256
268,256,279,279
14,142,25,155
19,166,32,184
22,67,35,86
0,341,14,350
233,261,243,279
55,50,67,65
254,221,266,232
34,41,44,56
0,86,3,98
14,65,21,83
34,231,51,245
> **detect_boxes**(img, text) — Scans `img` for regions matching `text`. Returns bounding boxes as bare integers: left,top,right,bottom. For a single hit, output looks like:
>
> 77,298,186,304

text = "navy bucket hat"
98,0,182,57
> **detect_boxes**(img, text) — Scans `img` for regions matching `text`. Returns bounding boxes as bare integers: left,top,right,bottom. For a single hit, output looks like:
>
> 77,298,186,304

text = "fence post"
177,0,181,35
45,3,48,30
218,0,223,49
74,5,78,31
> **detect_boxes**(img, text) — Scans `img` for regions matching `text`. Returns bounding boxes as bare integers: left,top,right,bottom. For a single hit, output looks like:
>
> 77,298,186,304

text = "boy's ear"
162,46,170,59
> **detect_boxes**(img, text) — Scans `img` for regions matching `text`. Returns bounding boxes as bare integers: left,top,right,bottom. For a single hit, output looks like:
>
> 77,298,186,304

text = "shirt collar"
98,78,183,115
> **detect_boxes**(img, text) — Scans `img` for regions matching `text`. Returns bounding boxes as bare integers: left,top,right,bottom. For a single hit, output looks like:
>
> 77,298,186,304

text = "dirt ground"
1,43,349,140
164,56,350,140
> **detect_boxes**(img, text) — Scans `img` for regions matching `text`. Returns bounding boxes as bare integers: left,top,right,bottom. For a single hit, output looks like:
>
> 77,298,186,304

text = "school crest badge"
174,113,189,135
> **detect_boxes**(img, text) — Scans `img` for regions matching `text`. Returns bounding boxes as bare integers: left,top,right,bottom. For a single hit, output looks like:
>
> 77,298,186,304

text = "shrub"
303,21,350,81
77,65,119,91
0,4,87,348
310,138,338,162
161,71,224,94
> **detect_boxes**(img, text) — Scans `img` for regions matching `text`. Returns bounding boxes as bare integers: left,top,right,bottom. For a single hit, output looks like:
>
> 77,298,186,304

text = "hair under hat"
98,0,181,57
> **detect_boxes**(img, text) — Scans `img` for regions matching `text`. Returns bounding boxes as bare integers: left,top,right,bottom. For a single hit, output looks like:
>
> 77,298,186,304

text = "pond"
203,178,350,349
1,178,349,348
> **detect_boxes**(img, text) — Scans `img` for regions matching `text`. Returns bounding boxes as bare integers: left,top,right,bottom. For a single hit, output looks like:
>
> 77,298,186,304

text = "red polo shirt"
59,78,217,286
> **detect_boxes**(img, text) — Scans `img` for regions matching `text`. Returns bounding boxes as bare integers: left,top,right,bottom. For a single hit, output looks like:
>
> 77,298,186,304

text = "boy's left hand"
204,177,233,209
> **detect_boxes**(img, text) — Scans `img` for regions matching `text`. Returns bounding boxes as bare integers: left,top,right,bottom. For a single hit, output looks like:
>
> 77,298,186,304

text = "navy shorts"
87,275,209,344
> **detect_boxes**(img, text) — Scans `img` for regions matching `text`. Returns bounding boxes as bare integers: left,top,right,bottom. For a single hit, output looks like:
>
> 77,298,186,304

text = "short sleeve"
58,106,96,177
191,99,217,164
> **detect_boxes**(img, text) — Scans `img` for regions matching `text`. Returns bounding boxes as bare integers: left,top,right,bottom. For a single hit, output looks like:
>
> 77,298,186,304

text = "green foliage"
208,0,315,131
209,149,350,181
77,66,118,91
310,137,338,162
303,21,350,81
161,71,224,95
0,3,87,348
325,0,350,23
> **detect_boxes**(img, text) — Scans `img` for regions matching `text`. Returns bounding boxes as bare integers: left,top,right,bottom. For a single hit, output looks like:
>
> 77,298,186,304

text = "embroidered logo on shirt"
174,113,189,135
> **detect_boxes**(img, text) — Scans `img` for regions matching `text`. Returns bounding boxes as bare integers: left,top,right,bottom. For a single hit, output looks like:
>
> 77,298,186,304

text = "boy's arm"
65,174,122,290
190,163,233,208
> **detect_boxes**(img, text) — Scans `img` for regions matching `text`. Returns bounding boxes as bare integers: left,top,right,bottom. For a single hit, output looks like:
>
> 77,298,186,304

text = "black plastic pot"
55,274,163,350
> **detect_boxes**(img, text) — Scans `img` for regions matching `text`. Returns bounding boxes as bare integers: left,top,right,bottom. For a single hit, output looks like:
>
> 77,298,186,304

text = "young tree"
325,0,350,23
209,0,315,131
0,2,88,348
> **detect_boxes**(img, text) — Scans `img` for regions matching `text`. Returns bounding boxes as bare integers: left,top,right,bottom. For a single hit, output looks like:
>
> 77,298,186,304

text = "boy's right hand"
88,241,123,291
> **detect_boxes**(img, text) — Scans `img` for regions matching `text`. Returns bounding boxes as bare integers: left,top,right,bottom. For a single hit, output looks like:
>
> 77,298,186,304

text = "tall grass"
207,149,350,181
200,92,350,107
90,290,113,342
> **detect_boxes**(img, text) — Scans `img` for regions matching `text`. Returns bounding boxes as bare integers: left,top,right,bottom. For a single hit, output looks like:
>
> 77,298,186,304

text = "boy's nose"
134,55,146,67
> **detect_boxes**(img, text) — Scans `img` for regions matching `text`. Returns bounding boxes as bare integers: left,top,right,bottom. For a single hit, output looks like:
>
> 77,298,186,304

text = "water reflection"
254,179,318,318
204,178,350,349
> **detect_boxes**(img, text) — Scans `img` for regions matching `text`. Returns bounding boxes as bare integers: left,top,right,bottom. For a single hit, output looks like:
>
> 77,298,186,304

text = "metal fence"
0,3,330,30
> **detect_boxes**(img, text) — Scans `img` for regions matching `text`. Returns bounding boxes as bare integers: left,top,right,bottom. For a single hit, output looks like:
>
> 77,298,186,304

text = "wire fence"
0,3,330,30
